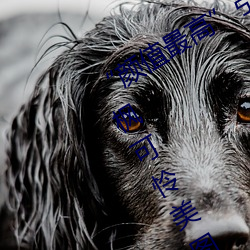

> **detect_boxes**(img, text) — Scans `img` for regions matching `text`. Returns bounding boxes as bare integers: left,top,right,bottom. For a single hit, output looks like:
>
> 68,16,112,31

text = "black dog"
1,0,250,249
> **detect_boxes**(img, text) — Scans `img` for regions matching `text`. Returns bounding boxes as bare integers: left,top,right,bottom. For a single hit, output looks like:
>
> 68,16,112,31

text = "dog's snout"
186,213,249,249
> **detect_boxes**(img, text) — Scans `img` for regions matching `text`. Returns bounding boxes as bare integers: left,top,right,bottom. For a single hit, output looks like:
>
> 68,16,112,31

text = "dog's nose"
185,213,249,249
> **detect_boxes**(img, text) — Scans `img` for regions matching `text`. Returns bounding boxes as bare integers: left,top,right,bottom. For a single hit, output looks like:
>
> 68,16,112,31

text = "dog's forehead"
99,2,250,103
113,32,250,102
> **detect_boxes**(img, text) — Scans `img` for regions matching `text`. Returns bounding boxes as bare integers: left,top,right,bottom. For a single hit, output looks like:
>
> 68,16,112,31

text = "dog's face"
85,2,250,250
4,1,250,250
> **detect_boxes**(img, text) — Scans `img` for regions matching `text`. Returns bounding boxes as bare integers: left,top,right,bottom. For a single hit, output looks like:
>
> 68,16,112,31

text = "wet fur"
2,0,250,249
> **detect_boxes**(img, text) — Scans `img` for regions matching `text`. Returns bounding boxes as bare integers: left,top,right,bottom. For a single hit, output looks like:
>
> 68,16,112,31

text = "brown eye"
120,118,142,132
113,109,144,133
237,99,250,123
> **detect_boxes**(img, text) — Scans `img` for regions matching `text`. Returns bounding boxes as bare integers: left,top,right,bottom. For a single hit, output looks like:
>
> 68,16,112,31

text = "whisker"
93,222,149,238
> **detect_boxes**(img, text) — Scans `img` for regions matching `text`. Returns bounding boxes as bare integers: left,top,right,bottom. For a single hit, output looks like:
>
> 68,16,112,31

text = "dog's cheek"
100,144,161,222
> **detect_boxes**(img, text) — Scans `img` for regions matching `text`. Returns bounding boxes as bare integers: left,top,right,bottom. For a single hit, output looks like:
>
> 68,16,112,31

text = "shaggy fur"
2,0,250,249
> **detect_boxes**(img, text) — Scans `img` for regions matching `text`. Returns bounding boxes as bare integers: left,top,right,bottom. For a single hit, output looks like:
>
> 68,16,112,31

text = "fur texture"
2,0,250,249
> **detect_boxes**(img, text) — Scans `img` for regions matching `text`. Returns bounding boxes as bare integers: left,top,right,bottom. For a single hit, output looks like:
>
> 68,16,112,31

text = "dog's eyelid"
114,106,143,117
239,93,250,99
238,96,250,104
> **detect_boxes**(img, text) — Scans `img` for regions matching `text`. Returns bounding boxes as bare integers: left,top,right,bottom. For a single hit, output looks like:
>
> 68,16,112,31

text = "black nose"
185,213,249,250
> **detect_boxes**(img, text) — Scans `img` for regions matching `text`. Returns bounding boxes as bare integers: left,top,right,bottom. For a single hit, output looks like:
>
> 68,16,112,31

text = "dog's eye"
237,99,250,123
113,109,144,133
120,118,142,132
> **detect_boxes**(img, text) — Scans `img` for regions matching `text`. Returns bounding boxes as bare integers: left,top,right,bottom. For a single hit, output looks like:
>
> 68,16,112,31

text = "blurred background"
0,0,123,174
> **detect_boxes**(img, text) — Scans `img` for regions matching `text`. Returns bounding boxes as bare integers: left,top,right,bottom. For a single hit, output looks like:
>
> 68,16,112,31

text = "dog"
1,0,250,249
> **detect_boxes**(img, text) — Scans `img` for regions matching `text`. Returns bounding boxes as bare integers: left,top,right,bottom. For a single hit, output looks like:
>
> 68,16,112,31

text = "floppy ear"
2,40,110,249
1,6,152,247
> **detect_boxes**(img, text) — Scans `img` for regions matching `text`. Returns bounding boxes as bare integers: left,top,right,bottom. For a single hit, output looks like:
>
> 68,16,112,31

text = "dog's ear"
2,40,109,249
2,9,142,248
